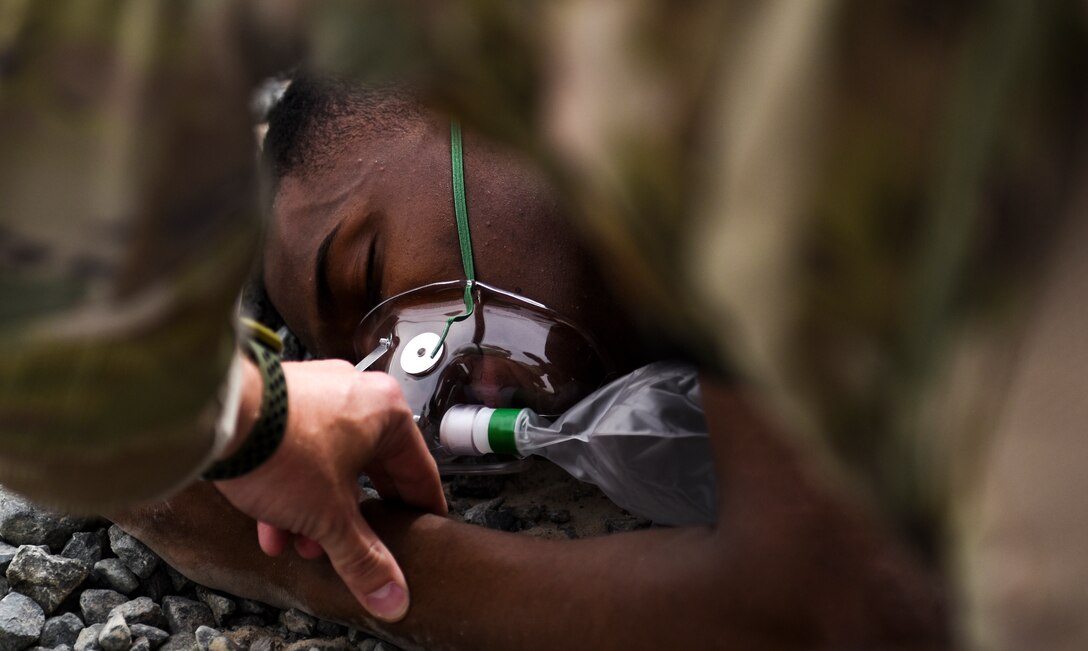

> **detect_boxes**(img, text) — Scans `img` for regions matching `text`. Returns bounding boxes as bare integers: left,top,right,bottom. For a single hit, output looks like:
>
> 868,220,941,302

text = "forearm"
117,380,946,650
118,485,742,650
360,507,938,648
314,386,945,649
360,380,946,649
355,507,749,650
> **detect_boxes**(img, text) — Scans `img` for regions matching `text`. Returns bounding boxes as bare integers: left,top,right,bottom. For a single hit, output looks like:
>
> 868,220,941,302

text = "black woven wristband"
202,339,289,481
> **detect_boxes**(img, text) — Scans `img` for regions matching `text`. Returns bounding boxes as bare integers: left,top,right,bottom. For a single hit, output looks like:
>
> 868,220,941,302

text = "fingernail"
363,581,409,622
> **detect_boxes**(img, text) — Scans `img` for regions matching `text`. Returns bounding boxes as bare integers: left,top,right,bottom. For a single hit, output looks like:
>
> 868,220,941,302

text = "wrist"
218,356,264,461
203,320,289,481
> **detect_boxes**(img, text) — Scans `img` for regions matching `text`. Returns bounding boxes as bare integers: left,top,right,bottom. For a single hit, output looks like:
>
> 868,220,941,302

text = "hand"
211,359,446,622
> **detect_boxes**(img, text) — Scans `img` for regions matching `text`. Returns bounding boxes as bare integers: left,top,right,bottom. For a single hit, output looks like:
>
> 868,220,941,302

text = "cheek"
261,255,299,329
262,253,329,357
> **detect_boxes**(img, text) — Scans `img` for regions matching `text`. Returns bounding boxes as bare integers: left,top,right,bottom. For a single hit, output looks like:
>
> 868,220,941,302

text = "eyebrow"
314,222,342,319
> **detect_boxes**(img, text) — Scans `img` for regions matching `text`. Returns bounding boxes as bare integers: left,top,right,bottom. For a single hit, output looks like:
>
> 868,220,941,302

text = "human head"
261,75,646,370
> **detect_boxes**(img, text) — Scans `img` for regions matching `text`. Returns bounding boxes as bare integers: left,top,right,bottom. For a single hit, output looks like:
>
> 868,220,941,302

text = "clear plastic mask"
354,280,614,474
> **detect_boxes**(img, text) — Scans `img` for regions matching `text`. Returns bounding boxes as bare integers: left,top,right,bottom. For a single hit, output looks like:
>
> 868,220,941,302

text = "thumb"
319,510,410,623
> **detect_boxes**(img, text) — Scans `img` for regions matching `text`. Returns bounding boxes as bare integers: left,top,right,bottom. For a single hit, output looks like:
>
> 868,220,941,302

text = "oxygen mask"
354,280,613,474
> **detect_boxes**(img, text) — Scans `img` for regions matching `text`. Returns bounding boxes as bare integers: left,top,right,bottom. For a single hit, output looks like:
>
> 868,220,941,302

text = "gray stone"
546,509,571,524
0,491,98,551
227,616,263,628
515,505,543,523
192,627,236,651
96,612,130,651
193,589,233,627
205,638,237,651
131,638,151,651
0,592,45,651
135,569,172,604
60,533,104,570
604,515,652,534
448,475,507,499
128,625,167,649
91,560,138,596
163,569,189,594
161,598,213,636
6,547,89,614
110,599,165,630
355,641,378,651
277,610,313,637
79,590,127,626
159,633,197,651
234,599,268,617
0,578,8,596
247,639,277,651
40,613,84,648
72,624,103,651
0,544,19,574
106,528,159,580
462,498,502,524
313,620,343,638
192,626,218,651
282,640,354,651
488,507,521,531
222,626,278,649
462,499,520,531
282,644,350,651
445,499,471,516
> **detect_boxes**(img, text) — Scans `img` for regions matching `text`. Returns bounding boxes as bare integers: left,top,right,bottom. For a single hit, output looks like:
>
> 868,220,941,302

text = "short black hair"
262,74,423,183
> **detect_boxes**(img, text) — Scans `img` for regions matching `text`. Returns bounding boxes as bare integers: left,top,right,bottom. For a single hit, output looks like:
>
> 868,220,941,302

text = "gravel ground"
0,462,639,651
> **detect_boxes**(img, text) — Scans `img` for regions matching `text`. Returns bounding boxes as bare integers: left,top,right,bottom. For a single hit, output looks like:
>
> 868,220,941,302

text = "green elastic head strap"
430,118,477,357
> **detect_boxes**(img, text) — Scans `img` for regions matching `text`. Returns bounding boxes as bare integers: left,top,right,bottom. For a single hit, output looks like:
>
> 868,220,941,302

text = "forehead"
271,162,363,253
267,123,446,268
262,124,451,348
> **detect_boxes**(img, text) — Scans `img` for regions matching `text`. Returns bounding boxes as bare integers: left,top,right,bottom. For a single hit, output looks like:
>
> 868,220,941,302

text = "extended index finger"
370,408,447,516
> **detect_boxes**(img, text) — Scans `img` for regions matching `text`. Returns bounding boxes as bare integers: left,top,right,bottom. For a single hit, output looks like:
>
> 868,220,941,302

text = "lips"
463,357,527,407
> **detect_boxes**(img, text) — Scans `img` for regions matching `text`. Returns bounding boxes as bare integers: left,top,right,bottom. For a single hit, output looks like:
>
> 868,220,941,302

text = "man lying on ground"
112,77,947,650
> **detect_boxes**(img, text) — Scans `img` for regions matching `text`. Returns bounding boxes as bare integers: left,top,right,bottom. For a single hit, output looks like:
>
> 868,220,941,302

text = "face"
264,110,642,371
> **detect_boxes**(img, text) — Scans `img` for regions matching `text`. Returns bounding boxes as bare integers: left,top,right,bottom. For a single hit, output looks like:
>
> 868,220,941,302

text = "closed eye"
365,235,379,312
314,223,342,321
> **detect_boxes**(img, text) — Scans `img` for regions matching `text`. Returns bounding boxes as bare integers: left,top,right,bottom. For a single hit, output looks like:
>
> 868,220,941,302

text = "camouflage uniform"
384,4,1086,649
0,1,266,508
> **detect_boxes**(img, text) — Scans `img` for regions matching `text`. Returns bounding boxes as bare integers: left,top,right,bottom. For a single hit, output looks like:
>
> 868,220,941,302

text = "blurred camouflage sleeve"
348,4,1086,647
340,0,1086,534
0,1,263,510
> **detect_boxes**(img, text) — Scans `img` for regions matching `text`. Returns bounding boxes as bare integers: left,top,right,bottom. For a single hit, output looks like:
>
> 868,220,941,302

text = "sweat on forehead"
262,74,424,184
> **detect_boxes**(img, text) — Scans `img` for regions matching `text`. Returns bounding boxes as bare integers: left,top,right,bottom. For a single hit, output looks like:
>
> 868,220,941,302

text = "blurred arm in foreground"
353,2,1087,647
0,1,444,622
293,1,1086,647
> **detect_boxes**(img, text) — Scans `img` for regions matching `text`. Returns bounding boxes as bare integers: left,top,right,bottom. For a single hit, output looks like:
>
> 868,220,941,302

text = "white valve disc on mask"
400,332,444,375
